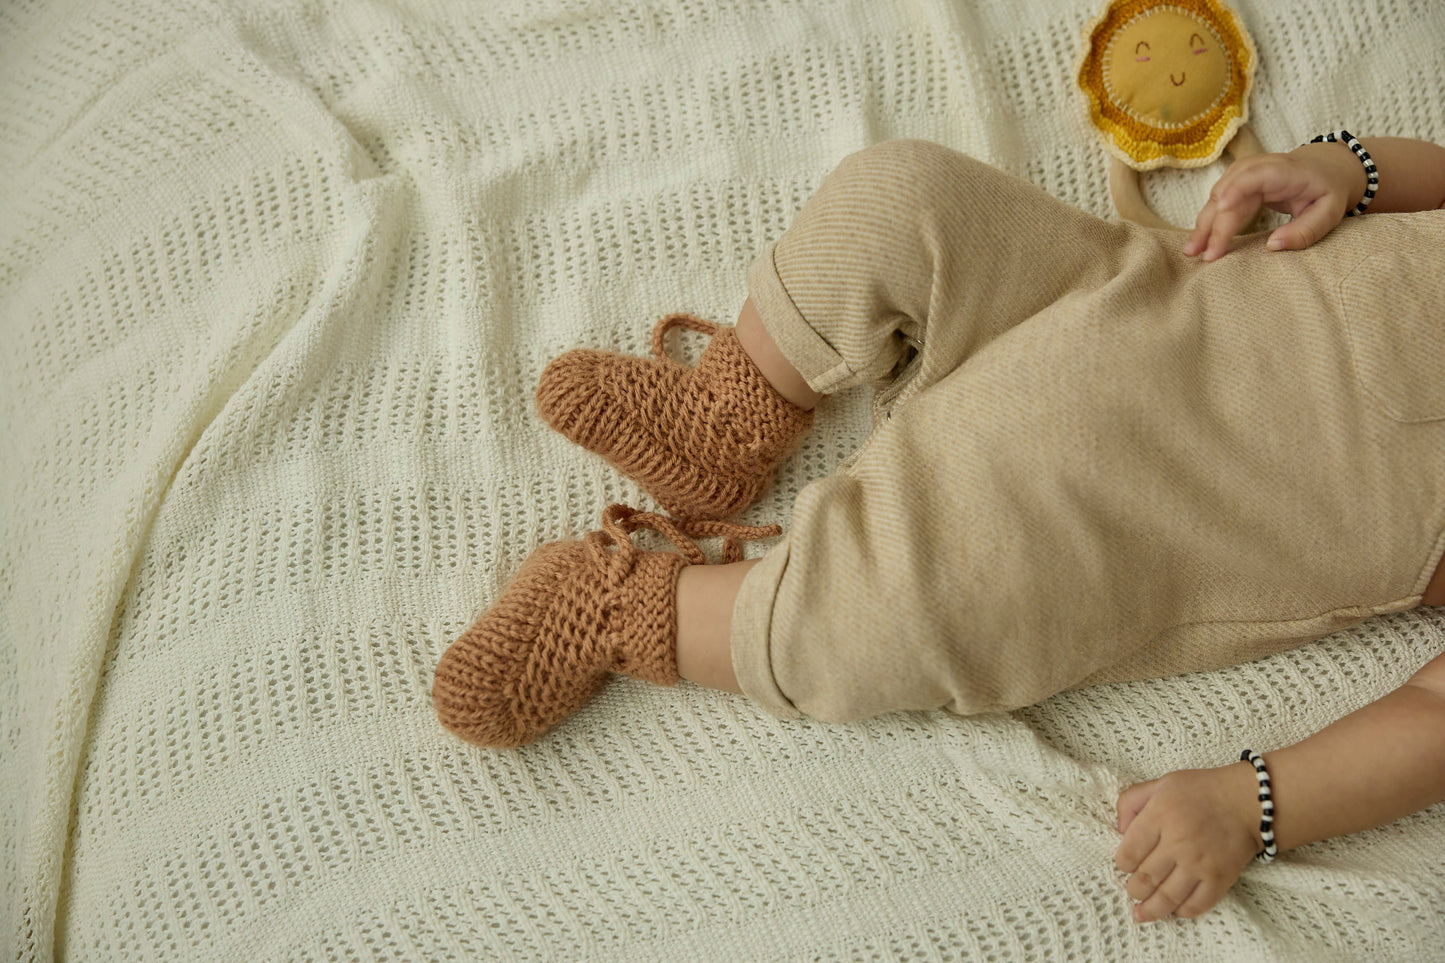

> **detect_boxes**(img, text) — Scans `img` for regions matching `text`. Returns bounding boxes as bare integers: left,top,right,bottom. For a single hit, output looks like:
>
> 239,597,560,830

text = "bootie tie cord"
586,503,783,578
650,312,722,360
432,503,783,748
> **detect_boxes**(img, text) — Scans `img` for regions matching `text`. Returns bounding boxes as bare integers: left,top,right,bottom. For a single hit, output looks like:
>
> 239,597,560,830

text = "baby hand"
1183,144,1366,261
1114,763,1263,923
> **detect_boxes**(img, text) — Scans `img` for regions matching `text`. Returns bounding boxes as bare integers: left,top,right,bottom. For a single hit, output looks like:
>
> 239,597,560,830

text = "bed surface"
3,0,1444,958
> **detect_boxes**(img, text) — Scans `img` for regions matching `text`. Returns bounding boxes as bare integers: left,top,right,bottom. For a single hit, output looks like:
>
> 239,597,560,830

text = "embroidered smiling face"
1106,9,1230,125
1078,0,1255,169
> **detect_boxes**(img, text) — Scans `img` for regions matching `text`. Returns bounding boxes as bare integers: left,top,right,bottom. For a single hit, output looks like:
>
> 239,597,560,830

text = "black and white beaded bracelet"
1240,749,1278,863
1307,130,1378,216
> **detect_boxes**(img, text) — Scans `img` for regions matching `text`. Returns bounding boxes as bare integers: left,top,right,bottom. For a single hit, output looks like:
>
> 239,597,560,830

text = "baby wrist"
1305,131,1378,216
1239,750,1279,862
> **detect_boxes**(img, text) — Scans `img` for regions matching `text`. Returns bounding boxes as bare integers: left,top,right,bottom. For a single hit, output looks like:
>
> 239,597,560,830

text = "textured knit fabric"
433,504,780,748
537,314,813,519
433,506,686,748
733,138,1445,721
4,0,1445,960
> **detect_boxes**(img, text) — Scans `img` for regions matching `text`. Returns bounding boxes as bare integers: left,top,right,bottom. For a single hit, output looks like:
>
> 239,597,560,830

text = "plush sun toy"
1077,0,1260,227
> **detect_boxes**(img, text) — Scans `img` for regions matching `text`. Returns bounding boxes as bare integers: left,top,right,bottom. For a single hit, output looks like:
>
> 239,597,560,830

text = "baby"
434,134,1445,923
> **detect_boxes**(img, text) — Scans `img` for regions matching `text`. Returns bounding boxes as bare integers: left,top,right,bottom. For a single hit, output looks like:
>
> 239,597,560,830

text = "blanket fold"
3,1,1443,959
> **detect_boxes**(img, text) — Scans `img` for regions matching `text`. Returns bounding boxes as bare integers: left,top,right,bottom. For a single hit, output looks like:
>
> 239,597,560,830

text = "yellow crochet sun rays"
1078,0,1256,170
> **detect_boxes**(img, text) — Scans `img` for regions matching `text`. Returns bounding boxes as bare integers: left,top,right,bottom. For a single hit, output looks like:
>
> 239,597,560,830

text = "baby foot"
536,314,813,519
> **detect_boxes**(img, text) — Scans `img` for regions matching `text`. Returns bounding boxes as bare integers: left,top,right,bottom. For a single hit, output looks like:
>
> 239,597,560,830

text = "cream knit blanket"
3,0,1444,959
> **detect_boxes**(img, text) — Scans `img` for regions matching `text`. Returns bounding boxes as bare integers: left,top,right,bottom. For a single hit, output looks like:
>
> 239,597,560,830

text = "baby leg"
746,138,1133,406
537,311,815,520
537,139,1132,518
732,203,1445,724
675,559,758,693
678,140,1145,698
438,141,1149,745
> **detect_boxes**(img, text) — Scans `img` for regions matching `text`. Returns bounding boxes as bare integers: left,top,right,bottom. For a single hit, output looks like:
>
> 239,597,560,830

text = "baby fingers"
1132,867,1202,923
1137,870,1230,922
1113,819,1160,875
1186,152,1336,260
1184,196,1255,261
1124,853,1176,904
1266,195,1344,251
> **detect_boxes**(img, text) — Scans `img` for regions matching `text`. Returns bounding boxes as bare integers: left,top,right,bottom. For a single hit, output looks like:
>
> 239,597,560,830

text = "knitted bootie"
433,505,781,749
536,314,814,520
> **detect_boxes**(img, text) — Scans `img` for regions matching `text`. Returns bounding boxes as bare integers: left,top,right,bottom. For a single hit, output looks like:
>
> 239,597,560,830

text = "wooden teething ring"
1109,124,1263,230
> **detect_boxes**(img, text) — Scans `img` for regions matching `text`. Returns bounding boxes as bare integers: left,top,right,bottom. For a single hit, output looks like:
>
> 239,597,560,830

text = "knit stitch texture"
537,315,814,519
434,526,682,748
3,0,1444,960
433,504,778,748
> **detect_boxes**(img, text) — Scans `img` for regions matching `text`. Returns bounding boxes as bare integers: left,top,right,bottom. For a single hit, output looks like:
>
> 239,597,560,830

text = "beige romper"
731,139,1445,723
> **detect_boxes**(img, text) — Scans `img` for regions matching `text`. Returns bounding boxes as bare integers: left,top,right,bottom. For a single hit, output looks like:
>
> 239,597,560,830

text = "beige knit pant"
731,139,1445,722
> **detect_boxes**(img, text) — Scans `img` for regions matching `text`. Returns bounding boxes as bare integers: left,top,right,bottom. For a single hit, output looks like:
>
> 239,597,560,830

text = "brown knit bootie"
536,314,814,520
433,505,781,749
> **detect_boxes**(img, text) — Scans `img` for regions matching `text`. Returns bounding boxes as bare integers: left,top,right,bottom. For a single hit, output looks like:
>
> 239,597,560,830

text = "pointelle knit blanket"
3,0,1443,958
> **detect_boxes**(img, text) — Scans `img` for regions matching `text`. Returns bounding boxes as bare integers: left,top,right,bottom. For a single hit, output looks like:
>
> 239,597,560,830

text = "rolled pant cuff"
746,242,856,395
729,539,804,719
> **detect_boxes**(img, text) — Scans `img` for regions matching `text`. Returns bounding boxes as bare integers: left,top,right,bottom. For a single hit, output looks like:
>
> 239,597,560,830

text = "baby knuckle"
1181,891,1217,918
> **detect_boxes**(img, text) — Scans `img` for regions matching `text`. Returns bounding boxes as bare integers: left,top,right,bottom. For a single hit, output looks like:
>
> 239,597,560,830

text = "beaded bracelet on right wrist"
1240,749,1278,863
1306,130,1378,216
